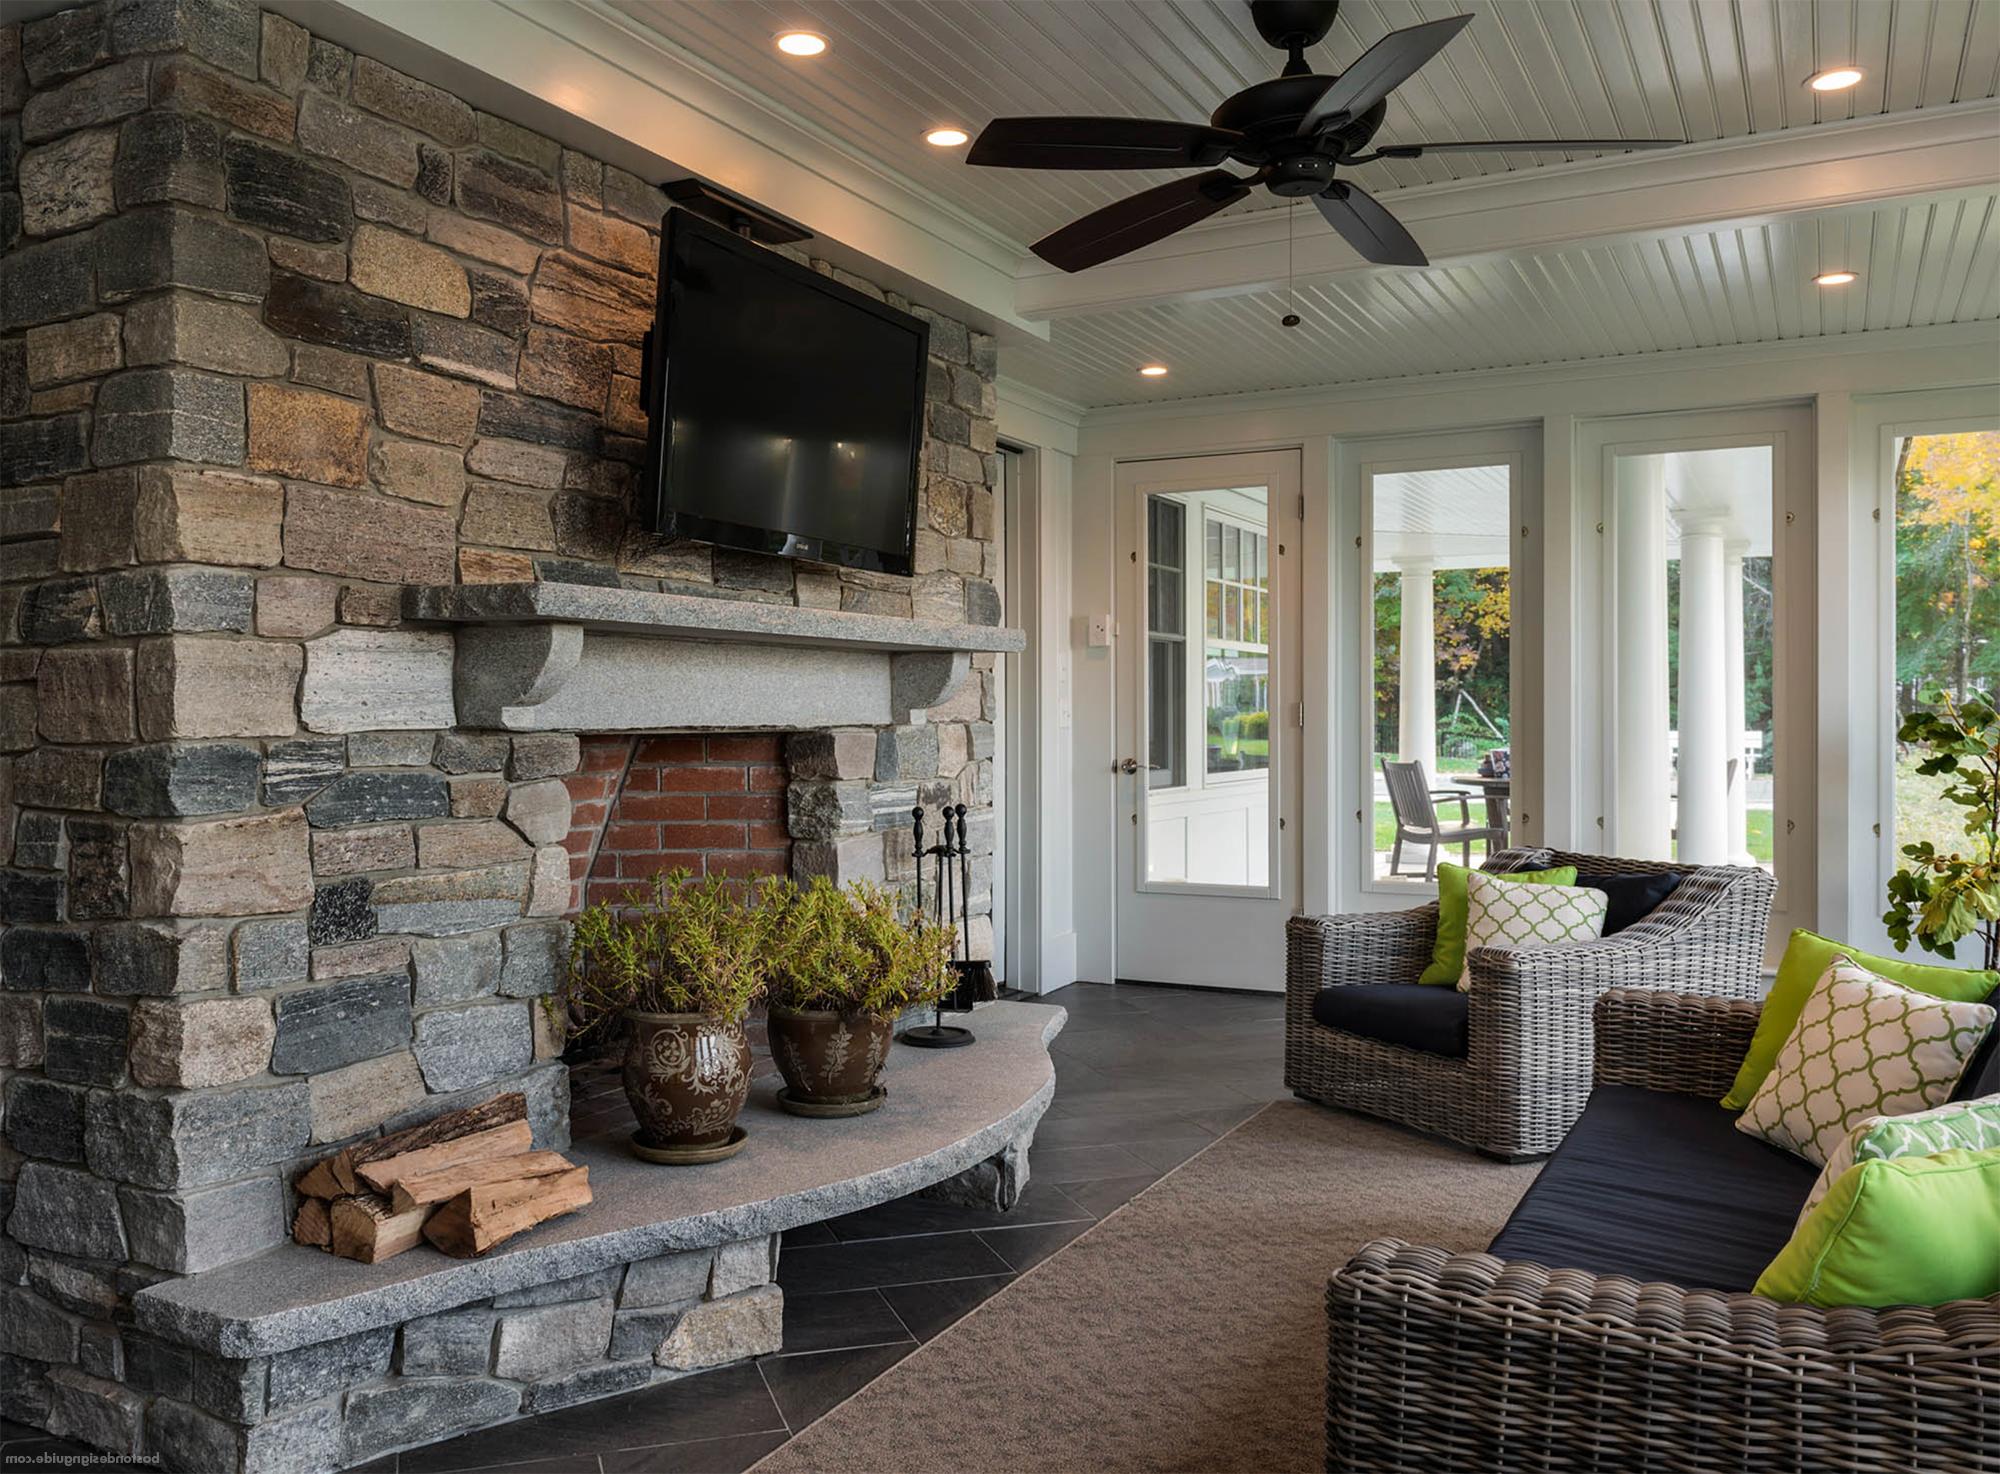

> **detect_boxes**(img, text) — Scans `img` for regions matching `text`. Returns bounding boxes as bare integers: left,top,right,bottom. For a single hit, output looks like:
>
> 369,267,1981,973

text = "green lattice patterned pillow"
1737,959,1996,1166
1800,1094,2000,1217
1457,870,1609,993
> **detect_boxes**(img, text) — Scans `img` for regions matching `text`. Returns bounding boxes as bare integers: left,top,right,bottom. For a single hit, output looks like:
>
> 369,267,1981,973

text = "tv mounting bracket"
660,177,812,245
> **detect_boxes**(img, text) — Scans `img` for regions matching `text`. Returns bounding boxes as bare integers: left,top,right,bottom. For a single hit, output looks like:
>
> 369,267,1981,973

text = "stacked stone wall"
0,0,1001,1458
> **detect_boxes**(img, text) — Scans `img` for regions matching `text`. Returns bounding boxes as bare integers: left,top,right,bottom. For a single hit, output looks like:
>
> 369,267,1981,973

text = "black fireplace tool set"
897,803,995,1049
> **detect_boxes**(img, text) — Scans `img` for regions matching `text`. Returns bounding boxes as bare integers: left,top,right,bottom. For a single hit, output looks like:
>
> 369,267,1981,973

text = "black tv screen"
641,210,929,576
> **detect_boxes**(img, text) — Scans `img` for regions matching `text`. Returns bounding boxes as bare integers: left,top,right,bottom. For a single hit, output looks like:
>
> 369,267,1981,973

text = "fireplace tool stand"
898,804,975,1049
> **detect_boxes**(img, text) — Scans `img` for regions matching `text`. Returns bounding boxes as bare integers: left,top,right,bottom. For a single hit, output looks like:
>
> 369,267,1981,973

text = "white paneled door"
1114,451,1303,991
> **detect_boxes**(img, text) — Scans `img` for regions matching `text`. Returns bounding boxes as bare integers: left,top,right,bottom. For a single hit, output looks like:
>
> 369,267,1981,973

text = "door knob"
1116,758,1163,774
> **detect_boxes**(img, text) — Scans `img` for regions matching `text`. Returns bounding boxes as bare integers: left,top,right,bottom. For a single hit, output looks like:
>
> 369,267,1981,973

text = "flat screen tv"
641,209,930,576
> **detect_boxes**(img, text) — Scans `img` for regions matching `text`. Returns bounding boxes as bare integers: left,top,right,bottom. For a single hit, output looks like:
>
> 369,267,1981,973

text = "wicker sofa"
1285,849,1776,1159
1325,989,2000,1474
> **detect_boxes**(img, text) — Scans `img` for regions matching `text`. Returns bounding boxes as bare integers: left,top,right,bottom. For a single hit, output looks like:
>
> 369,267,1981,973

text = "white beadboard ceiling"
605,0,2000,406
612,0,2000,246
1003,192,2000,405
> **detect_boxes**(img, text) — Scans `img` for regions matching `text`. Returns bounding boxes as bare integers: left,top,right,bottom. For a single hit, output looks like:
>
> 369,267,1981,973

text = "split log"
424,1166,591,1258
294,1092,527,1201
293,1157,350,1201
330,1193,429,1264
291,1196,331,1248
389,1149,577,1216
354,1119,534,1196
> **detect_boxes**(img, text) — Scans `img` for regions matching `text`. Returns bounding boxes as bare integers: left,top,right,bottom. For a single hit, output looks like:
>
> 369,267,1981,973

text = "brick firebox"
562,735,793,912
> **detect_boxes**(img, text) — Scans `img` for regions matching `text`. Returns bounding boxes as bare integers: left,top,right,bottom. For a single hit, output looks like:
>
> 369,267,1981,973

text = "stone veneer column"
0,0,1004,1461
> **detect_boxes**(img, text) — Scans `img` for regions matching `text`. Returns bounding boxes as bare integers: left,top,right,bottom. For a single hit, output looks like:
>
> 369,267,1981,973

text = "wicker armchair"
1285,848,1773,1159
1325,990,2000,1474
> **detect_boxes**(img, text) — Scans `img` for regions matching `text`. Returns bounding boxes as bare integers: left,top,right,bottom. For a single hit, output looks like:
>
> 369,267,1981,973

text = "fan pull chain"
1281,201,1301,328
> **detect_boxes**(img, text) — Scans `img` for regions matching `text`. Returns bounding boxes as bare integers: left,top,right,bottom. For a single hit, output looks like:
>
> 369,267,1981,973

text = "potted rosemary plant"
560,869,770,1162
763,877,956,1117
1884,690,2000,971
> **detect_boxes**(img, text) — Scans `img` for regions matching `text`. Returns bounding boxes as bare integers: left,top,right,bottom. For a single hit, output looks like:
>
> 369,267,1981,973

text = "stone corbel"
889,650,971,724
455,623,586,728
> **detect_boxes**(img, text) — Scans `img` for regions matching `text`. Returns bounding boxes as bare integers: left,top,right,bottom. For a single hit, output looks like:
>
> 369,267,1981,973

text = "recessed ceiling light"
1139,364,1169,378
1806,66,1865,91
774,30,828,57
1812,270,1859,287
925,127,969,148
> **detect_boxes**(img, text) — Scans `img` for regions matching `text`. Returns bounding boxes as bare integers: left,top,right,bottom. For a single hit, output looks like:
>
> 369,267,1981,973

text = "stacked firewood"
291,1093,591,1263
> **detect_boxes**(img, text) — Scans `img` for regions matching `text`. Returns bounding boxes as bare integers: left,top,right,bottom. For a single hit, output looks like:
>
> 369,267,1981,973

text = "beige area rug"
752,1101,1542,1474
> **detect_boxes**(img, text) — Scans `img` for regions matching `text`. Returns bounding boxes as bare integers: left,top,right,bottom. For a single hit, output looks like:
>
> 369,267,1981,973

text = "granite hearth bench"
119,1002,1067,1474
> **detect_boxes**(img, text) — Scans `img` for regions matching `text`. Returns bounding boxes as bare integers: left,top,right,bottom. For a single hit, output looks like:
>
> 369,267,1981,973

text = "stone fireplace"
0,0,1015,1462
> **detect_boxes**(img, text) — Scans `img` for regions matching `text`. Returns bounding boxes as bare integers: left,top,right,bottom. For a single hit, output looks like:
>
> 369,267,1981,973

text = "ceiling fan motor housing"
1213,79,1385,157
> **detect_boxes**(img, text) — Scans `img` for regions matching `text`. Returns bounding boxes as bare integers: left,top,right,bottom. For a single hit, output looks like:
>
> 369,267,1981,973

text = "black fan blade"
1376,137,1683,158
1032,171,1252,272
969,117,1239,170
1314,182,1427,267
1297,15,1473,136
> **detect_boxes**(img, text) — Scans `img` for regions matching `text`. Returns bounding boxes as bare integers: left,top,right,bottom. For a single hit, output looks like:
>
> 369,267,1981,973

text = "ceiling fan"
967,0,1684,272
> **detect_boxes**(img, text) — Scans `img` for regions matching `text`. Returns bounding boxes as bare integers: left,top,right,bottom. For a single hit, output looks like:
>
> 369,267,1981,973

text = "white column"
1613,458,1671,859
1723,539,1752,864
1675,515,1731,864
1396,559,1436,778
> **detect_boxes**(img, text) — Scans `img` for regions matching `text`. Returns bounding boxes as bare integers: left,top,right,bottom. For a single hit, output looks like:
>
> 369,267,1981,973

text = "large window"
1607,446,1777,871
1892,430,1999,856
1367,464,1514,884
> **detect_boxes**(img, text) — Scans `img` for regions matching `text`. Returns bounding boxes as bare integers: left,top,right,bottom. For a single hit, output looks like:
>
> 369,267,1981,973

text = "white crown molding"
1017,101,2000,319
1072,321,2000,429
997,378,1086,430
281,0,1047,341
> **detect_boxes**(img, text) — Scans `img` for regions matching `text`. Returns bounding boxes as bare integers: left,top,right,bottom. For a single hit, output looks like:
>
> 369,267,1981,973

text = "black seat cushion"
1487,1084,1817,1291
1313,984,1467,1058
1953,984,2000,1101
1573,870,1683,935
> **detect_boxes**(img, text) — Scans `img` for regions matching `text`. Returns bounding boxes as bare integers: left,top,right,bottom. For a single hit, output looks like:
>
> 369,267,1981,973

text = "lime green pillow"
1754,1146,2000,1307
1418,863,1577,986
1721,929,1999,1109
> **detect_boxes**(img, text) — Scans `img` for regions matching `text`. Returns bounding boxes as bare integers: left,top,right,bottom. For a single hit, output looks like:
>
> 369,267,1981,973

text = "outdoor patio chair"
1381,758,1502,880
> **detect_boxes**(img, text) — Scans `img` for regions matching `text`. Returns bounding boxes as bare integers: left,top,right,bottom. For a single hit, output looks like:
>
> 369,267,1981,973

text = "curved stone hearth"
135,1002,1065,1359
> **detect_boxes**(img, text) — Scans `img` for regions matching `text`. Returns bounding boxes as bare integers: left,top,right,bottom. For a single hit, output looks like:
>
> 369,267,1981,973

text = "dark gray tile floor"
0,982,1285,1474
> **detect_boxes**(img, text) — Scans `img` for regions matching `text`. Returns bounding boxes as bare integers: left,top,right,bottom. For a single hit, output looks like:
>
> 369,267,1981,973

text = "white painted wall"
1063,324,1999,980
996,386,1083,992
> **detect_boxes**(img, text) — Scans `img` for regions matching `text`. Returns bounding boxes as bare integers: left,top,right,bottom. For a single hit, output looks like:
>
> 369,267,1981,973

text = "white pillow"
1457,870,1609,992
1736,958,1996,1166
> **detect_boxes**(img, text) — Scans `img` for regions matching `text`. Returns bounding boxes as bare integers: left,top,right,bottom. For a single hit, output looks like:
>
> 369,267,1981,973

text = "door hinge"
1293,702,1305,729
1296,494,1306,523
1278,817,1287,830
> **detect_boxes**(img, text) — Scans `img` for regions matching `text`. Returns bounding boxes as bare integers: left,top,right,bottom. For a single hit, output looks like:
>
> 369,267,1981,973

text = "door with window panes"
1116,451,1302,991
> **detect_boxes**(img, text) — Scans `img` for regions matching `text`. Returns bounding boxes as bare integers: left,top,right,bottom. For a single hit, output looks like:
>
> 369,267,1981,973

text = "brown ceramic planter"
622,1009,752,1157
768,1006,895,1110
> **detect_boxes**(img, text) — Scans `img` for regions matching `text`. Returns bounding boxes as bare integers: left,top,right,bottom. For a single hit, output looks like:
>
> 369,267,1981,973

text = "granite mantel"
402,584,1027,732
132,1003,1065,1359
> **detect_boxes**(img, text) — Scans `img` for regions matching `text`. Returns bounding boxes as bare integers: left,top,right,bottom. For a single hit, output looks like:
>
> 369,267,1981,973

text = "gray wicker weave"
1285,848,1775,1159
1325,989,2000,1474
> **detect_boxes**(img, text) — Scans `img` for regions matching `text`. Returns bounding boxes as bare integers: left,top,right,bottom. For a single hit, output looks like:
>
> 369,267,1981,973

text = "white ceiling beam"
278,0,1049,343
1015,101,2000,320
